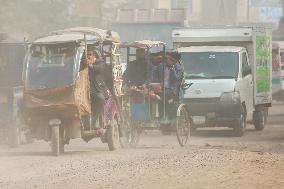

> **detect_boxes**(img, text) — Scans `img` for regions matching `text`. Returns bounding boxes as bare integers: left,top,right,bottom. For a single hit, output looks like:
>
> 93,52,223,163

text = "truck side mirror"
243,66,252,77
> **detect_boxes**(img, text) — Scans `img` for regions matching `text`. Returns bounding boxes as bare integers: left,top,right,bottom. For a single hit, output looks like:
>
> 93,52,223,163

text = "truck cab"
173,26,272,136
179,46,253,135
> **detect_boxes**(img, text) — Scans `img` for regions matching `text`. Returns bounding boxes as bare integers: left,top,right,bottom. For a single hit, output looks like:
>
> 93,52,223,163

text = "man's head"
166,55,176,66
152,53,164,65
87,51,98,65
166,52,181,66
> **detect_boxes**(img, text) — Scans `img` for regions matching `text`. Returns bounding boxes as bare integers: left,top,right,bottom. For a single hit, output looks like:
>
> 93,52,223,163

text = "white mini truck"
172,26,272,136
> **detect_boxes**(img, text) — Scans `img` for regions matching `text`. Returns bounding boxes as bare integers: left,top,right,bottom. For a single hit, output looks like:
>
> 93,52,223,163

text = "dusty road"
0,104,283,189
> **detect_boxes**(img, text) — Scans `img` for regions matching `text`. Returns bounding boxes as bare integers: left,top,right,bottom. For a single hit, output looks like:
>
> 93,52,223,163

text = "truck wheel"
8,124,19,148
233,107,246,137
264,108,268,124
253,111,265,131
51,125,60,156
107,117,120,151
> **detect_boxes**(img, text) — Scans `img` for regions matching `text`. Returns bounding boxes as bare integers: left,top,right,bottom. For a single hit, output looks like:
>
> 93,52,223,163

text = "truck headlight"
220,92,240,104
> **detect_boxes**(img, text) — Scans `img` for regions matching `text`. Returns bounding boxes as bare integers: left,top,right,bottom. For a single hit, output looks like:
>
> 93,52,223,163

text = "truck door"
242,51,254,115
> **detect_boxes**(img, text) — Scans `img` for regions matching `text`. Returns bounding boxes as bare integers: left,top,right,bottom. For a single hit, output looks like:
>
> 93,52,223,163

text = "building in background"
186,0,283,25
249,0,282,22
111,0,190,47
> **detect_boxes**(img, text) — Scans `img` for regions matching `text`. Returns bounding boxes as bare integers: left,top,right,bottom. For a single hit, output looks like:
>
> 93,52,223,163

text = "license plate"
207,112,216,119
192,116,206,125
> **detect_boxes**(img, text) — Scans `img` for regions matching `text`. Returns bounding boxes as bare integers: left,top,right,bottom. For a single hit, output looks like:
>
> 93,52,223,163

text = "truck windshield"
26,44,76,90
181,52,239,79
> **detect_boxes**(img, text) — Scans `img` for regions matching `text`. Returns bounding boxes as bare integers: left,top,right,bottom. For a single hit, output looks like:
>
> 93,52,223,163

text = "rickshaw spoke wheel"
129,123,140,148
119,110,132,148
176,106,190,147
122,120,140,148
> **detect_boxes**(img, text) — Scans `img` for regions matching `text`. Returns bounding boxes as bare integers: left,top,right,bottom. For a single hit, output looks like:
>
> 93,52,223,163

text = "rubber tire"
263,108,268,124
253,111,265,131
107,119,120,151
8,124,19,148
51,126,60,156
59,126,65,154
233,108,246,137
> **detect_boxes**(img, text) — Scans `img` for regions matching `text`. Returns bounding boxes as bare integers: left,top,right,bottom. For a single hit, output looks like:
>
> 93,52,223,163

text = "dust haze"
0,0,284,189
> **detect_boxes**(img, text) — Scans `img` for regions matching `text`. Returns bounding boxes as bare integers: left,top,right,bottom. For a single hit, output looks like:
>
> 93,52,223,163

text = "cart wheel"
176,105,190,147
51,125,61,156
119,108,140,148
107,116,121,151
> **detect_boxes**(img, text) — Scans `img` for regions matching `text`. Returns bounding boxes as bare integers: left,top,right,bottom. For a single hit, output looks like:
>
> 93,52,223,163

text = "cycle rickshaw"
22,27,124,156
121,40,192,147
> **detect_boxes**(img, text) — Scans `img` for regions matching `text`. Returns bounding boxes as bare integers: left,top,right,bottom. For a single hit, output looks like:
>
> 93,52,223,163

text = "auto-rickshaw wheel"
107,115,121,151
176,105,191,147
59,126,65,153
51,125,63,156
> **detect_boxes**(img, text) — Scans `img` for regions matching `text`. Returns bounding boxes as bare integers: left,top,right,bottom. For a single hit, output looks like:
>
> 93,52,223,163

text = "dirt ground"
0,103,283,189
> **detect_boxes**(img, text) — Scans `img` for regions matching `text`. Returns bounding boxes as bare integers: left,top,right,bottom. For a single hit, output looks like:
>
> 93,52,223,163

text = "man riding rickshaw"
121,40,192,147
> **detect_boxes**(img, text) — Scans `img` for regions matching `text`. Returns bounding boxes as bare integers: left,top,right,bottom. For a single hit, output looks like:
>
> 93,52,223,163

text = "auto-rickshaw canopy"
33,27,120,45
121,40,165,49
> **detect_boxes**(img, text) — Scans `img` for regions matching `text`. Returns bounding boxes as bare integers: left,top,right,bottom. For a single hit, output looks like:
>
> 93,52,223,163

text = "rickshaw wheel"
176,105,191,147
119,107,130,148
51,126,61,156
107,115,121,151
119,113,141,148
119,116,131,148
128,122,140,148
